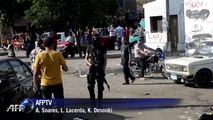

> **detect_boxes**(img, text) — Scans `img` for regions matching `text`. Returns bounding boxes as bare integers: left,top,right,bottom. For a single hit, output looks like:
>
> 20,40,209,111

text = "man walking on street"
121,37,135,85
33,36,68,120
29,39,44,70
85,34,107,108
115,24,125,50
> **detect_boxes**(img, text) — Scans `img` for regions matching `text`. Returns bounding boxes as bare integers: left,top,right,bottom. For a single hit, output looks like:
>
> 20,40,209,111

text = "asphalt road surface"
1,50,213,120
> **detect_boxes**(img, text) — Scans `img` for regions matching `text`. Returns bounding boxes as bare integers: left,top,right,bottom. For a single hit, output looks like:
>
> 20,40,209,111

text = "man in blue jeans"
115,24,125,50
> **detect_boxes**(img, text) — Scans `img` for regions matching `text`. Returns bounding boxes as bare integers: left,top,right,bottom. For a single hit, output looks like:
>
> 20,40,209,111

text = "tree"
1,0,119,32
0,0,31,27
24,0,70,31
103,0,119,24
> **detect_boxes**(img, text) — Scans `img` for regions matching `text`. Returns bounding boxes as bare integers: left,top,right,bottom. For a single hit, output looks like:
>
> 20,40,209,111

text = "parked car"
165,40,213,88
185,42,198,56
10,33,25,51
41,32,67,43
57,41,70,58
41,32,78,58
0,58,34,112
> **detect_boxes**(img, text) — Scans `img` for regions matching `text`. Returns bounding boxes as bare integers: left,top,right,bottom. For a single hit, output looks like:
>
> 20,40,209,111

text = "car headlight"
182,66,187,72
166,64,170,70
166,64,187,72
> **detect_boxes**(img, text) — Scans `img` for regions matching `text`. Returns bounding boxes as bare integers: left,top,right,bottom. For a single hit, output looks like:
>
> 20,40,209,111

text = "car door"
8,60,33,101
0,60,18,107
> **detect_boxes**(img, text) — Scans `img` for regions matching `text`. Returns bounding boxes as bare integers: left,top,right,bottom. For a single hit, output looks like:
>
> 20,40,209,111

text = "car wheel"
14,46,19,51
194,70,212,88
174,78,182,84
160,65,168,79
62,51,68,58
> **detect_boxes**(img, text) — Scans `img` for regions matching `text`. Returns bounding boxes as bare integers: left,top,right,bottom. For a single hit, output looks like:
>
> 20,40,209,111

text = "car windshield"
194,42,213,57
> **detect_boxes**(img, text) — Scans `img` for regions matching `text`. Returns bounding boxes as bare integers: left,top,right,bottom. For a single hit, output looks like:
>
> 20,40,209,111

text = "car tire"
174,78,182,84
62,51,68,58
14,46,19,51
194,69,212,88
160,65,168,79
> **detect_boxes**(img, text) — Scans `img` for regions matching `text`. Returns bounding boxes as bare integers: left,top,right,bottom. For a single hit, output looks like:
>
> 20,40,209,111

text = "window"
0,62,14,76
150,16,163,33
0,62,15,89
9,60,27,81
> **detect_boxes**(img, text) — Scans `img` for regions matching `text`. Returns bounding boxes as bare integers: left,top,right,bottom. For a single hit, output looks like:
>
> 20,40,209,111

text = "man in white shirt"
134,38,155,79
108,24,116,49
66,32,76,57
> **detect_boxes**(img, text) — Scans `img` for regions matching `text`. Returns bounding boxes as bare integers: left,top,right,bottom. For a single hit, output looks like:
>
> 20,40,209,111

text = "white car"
185,42,198,56
165,41,213,88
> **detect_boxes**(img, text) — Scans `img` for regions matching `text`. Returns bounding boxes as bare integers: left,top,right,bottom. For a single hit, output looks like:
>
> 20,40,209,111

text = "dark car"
0,58,34,113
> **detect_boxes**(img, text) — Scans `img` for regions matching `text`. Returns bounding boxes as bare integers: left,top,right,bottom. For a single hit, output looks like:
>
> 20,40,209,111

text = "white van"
41,32,67,42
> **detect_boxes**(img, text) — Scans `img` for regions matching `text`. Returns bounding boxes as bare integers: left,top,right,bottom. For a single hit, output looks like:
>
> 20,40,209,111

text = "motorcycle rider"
134,37,155,80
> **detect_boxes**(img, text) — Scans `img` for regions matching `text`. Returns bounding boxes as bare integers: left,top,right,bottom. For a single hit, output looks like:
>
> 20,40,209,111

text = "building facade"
143,0,213,52
143,0,185,52
184,0,213,46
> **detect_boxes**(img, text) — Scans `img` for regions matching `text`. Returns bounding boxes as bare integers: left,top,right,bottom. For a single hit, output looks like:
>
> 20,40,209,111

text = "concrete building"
143,0,213,52
184,0,213,46
143,0,185,52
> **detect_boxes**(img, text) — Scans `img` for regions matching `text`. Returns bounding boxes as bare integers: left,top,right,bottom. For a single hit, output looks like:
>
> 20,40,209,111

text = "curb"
106,52,185,58
0,51,7,56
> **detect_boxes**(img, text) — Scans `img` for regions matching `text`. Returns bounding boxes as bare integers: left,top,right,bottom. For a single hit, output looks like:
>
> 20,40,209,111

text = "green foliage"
0,0,118,31
0,0,31,27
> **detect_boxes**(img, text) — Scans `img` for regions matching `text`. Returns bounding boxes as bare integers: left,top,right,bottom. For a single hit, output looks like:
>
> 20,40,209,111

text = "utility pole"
166,0,170,52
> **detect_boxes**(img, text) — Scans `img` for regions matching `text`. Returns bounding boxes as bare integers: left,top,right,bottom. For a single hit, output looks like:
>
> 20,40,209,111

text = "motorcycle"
130,48,168,79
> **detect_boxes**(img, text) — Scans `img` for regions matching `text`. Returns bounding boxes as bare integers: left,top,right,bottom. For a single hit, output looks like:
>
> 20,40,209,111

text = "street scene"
1,0,213,120
0,49,213,120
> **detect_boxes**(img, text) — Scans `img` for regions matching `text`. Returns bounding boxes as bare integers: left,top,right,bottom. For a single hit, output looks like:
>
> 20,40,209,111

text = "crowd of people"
0,23,153,120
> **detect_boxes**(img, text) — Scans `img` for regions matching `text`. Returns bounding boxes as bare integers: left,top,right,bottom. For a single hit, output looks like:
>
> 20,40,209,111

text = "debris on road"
144,92,150,95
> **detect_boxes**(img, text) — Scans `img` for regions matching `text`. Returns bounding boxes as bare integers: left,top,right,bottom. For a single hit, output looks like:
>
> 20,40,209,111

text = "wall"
184,0,213,46
169,0,185,51
143,0,167,51
143,0,185,52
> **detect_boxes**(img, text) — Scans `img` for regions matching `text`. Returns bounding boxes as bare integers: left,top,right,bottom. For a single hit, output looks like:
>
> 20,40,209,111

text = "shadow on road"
1,112,125,120
15,55,27,59
132,82,176,85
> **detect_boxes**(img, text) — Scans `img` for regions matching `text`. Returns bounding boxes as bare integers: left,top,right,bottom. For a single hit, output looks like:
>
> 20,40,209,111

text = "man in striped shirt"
29,39,44,70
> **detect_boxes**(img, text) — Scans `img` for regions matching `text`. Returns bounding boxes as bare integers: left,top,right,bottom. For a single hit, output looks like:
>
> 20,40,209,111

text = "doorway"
169,15,178,52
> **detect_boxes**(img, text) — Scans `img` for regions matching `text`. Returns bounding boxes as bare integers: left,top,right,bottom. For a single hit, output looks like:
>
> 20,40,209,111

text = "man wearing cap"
134,38,155,80
85,34,107,108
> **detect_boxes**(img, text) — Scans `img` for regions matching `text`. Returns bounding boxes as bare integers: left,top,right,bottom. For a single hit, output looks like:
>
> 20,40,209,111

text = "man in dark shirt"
85,34,107,108
121,37,135,85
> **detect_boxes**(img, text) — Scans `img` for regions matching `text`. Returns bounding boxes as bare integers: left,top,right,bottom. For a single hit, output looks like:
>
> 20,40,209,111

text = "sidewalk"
106,49,185,58
0,47,185,58
0,48,7,56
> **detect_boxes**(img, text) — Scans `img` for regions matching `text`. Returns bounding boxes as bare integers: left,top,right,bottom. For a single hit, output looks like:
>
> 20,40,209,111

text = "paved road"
1,50,212,120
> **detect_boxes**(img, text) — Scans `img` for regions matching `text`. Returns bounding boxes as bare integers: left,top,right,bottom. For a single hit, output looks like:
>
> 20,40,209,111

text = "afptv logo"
7,98,34,113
